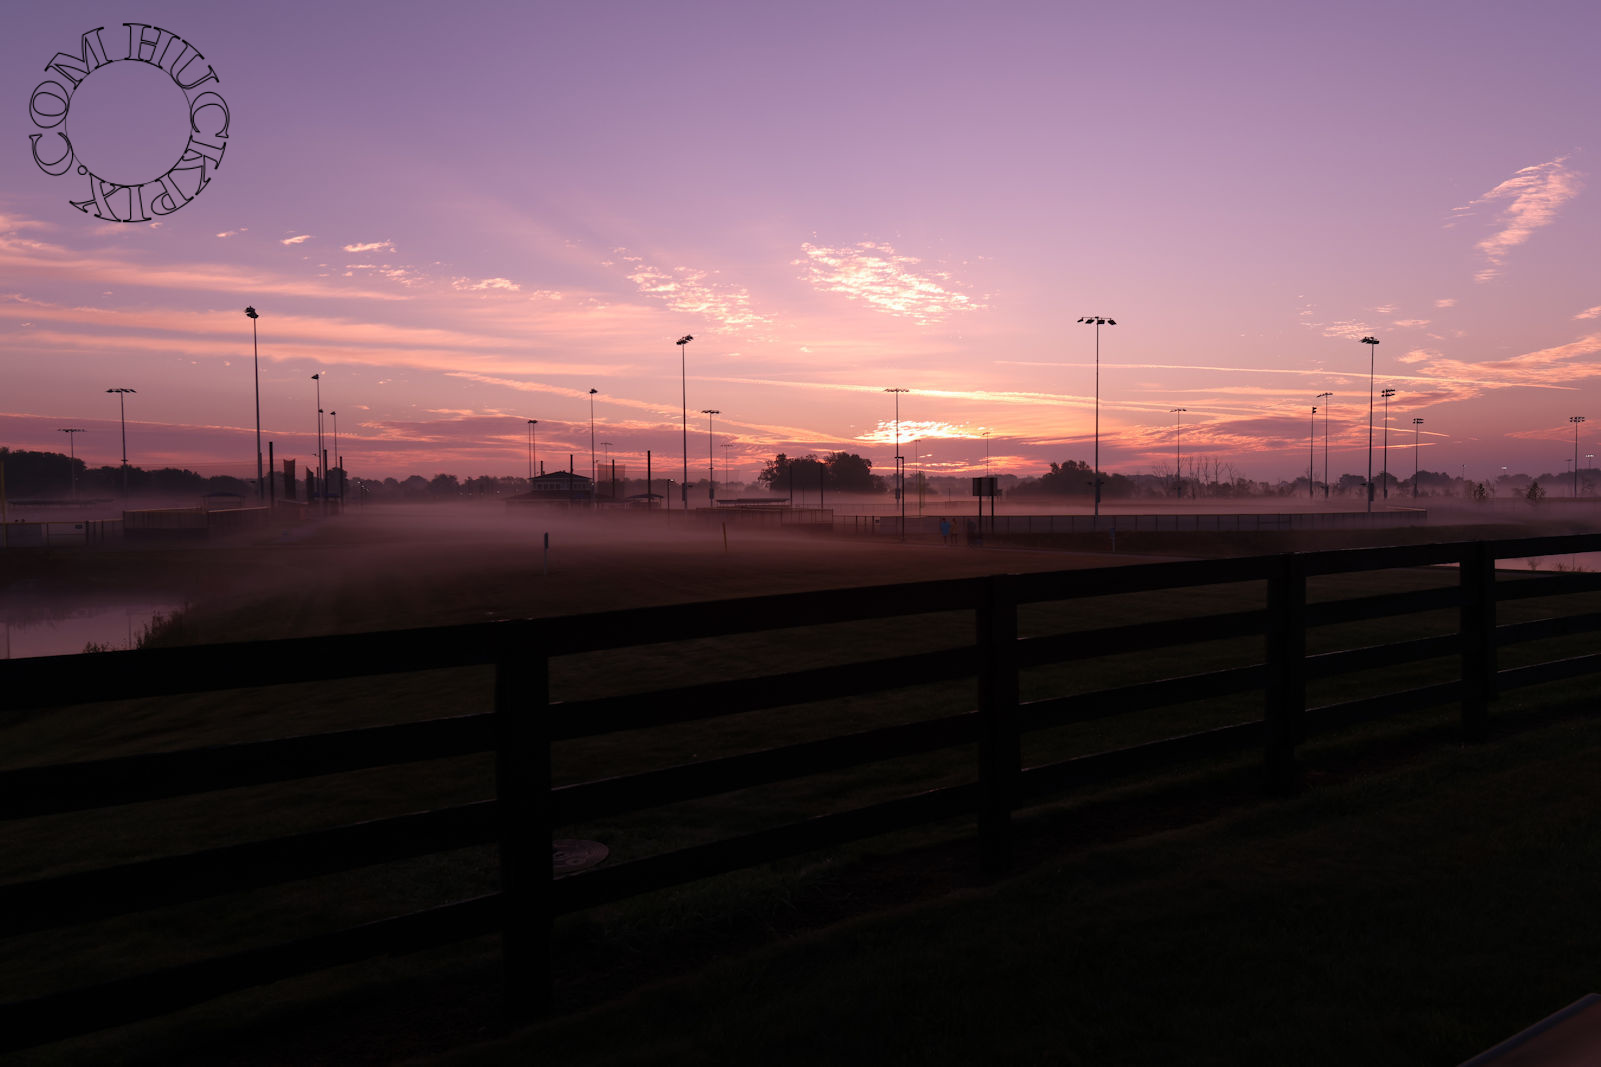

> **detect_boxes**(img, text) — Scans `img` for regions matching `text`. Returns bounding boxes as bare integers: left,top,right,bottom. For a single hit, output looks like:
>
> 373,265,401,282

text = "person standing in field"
939,517,951,545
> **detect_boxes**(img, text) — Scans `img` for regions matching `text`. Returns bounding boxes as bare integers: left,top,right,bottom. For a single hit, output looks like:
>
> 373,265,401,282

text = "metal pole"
107,388,135,497
1572,416,1586,498
1309,406,1317,499
1077,316,1116,522
1381,388,1395,499
1361,336,1379,511
59,428,85,501
589,389,599,505
312,374,322,507
1171,408,1187,498
1413,418,1423,497
246,307,263,501
1317,392,1333,499
676,335,693,509
701,410,719,503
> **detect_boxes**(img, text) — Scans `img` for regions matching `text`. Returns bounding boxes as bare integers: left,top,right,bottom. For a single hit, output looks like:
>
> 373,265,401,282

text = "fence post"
1459,543,1496,742
977,575,1021,875
495,643,552,1018
1263,554,1306,794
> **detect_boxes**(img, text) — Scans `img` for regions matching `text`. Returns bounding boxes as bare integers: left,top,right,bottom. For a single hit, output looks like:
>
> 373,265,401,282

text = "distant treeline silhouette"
6,446,1591,503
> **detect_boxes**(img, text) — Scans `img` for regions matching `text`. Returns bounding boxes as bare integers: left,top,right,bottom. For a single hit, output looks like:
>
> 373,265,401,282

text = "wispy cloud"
215,228,246,238
1399,334,1601,389
1435,297,1457,308
452,276,520,292
280,234,313,246
616,252,774,334
1449,157,1583,282
1576,305,1601,320
1392,318,1431,328
343,240,394,253
796,241,985,325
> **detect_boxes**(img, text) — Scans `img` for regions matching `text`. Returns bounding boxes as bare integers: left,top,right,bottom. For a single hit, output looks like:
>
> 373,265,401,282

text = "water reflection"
2,600,182,658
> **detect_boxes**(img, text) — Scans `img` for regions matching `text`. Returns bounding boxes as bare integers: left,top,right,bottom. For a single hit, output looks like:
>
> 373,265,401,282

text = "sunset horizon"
6,2,1599,488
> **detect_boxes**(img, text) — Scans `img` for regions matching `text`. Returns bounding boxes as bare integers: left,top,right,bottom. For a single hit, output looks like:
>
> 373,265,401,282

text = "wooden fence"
4,532,1601,1051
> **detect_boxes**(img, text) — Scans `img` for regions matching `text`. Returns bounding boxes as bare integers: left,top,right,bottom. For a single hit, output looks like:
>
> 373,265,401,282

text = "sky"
4,0,1601,487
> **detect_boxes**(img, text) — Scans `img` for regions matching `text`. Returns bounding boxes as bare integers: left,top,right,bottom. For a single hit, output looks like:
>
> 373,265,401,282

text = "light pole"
588,388,599,503
886,387,908,540
526,419,537,483
602,441,613,502
107,388,135,496
244,306,263,500
1170,408,1187,498
58,427,85,501
1380,388,1395,499
331,410,340,503
311,374,323,505
1077,316,1117,521
676,334,693,509
1309,406,1318,499
1571,416,1586,498
722,441,732,491
1412,418,1424,497
1589,455,1596,497
1317,392,1333,499
1360,336,1380,511
700,410,720,504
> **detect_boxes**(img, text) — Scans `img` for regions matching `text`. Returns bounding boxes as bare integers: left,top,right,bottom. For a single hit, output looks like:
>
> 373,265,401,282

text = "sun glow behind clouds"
858,419,981,446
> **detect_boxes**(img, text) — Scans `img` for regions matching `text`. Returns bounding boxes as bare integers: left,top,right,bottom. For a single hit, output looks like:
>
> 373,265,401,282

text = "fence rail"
5,532,1601,1051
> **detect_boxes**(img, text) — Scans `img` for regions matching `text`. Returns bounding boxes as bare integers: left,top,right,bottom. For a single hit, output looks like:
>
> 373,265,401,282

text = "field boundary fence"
0,519,122,548
840,509,1433,537
5,532,1601,1050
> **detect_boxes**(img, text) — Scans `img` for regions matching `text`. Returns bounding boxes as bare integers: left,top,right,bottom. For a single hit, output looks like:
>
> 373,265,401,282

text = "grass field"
5,504,1601,1064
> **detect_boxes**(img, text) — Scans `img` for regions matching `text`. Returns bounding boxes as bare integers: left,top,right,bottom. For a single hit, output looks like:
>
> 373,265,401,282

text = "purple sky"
5,1,1600,486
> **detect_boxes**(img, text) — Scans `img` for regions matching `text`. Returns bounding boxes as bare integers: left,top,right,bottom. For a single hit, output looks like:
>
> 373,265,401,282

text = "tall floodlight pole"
1360,336,1380,512
601,441,613,502
722,441,732,489
1380,388,1395,499
58,427,86,501
107,388,135,497
1309,406,1318,499
311,374,322,504
526,419,537,483
331,410,340,503
700,410,720,503
676,335,693,509
1317,392,1333,499
1571,416,1586,498
1412,418,1424,497
244,306,263,500
588,388,599,502
886,388,908,540
1077,316,1117,521
1170,408,1187,498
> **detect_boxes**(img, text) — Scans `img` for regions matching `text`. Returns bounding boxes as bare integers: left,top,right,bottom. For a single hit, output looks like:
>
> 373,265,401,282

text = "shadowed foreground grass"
438,692,1601,1067
10,510,1601,1063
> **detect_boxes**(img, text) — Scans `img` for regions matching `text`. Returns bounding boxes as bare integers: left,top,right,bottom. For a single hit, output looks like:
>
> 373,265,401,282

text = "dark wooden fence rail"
5,533,1601,1051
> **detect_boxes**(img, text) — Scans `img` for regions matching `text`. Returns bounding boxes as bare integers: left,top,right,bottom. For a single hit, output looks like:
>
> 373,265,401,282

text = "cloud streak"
617,252,775,334
796,241,985,325
1450,157,1582,282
